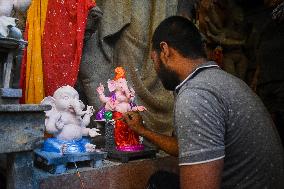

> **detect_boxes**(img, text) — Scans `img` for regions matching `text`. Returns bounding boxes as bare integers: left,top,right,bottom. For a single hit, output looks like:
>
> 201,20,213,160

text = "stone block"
37,155,179,189
0,104,51,153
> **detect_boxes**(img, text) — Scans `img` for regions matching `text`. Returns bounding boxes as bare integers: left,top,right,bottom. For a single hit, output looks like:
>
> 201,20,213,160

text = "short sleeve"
175,87,226,165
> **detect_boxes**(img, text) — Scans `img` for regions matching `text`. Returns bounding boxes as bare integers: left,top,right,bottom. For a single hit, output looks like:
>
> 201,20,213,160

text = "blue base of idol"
35,137,107,174
43,137,91,154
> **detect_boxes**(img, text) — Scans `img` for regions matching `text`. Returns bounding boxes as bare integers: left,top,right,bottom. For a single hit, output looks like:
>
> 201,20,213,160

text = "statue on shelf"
0,0,31,38
96,67,146,151
196,0,249,80
0,0,31,104
40,85,100,154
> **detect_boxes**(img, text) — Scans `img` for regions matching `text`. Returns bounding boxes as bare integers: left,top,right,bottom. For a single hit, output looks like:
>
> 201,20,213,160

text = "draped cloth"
20,0,48,103
42,0,95,96
20,0,95,103
80,0,177,135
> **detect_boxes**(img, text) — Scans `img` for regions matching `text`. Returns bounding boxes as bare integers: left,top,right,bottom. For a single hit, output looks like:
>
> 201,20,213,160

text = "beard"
157,61,181,91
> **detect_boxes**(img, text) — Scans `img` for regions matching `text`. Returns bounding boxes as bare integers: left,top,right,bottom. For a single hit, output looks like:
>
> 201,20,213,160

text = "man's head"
151,16,206,91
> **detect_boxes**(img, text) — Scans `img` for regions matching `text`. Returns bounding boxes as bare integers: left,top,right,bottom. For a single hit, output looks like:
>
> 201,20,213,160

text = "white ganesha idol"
41,85,100,154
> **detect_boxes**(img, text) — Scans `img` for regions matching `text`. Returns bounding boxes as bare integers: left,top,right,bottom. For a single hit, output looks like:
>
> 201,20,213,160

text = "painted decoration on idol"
96,67,146,151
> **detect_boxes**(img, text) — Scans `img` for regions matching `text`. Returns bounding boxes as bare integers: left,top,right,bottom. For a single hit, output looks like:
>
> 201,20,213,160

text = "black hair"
152,16,206,59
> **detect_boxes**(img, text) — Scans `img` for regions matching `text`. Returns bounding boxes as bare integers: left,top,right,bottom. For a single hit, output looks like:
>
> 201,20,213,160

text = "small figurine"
96,67,146,151
0,0,31,38
41,85,100,154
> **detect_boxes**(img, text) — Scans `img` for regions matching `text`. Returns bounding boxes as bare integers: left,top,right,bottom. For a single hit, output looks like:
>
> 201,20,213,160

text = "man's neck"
176,57,207,82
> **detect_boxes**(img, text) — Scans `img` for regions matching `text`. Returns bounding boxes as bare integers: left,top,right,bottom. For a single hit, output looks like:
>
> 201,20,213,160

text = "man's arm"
180,159,224,189
139,127,178,157
123,111,178,157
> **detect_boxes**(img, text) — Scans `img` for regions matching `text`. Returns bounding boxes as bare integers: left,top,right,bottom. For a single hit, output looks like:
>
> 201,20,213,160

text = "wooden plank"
0,88,22,98
34,149,107,174
34,149,107,165
107,147,157,163
0,37,27,50
3,52,14,88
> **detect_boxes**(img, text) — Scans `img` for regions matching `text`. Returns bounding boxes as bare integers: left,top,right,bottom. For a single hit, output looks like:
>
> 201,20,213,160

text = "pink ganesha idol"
96,67,146,151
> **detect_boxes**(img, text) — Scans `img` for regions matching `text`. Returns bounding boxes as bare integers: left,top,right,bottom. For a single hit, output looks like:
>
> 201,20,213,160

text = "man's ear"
160,42,170,57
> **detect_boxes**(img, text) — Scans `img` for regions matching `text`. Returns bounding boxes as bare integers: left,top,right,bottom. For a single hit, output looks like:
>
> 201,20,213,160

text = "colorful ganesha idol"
96,67,146,151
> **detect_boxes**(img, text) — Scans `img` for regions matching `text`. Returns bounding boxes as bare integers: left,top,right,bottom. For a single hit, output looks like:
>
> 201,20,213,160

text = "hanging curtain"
20,0,95,103
42,0,95,96
20,0,48,103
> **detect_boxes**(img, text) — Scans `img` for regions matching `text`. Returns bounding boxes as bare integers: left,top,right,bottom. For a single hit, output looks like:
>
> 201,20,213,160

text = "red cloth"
42,0,95,96
19,24,29,103
113,112,140,147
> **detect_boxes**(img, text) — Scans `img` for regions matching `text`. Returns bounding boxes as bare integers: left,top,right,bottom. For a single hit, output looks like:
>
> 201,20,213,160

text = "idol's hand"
96,83,104,95
123,111,146,135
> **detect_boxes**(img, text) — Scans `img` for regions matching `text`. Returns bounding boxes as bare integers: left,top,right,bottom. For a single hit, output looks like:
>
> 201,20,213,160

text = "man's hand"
123,111,146,135
123,111,179,156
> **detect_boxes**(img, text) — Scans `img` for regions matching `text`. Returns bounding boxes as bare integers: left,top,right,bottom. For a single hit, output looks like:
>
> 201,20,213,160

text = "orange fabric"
20,0,48,103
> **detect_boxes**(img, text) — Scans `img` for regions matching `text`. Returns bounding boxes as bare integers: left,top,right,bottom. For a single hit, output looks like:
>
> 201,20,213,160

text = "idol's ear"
107,79,116,92
41,96,56,109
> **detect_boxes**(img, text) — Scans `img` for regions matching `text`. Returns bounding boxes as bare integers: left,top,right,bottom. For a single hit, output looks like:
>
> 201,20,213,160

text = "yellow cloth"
24,0,48,103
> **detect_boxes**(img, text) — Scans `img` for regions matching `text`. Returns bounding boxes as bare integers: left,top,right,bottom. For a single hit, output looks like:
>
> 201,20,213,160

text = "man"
123,16,284,189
